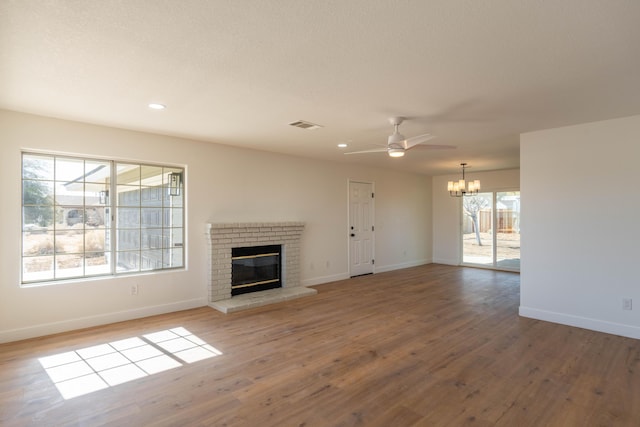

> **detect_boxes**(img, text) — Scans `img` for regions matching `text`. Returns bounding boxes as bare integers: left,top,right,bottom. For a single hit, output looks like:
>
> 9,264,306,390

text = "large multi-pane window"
21,153,184,284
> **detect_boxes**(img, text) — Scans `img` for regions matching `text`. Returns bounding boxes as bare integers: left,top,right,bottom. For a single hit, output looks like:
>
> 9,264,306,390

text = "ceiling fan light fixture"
388,146,405,157
343,116,444,157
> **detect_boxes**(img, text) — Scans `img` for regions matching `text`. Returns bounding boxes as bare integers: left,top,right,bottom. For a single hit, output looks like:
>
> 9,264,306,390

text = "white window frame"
21,152,185,285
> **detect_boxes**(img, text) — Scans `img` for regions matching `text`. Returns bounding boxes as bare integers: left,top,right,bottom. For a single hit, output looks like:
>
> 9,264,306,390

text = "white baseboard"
519,306,640,339
301,273,350,287
0,298,207,344
432,257,459,266
301,259,433,287
374,259,431,274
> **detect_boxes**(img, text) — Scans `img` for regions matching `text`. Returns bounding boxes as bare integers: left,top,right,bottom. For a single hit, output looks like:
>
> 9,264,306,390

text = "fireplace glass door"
231,245,282,295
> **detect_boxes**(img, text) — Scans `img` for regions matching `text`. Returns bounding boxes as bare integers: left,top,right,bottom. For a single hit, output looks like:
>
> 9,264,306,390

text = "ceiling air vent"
288,120,323,130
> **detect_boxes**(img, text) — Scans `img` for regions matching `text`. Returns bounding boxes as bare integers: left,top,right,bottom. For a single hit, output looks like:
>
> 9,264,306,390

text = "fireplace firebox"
231,245,282,296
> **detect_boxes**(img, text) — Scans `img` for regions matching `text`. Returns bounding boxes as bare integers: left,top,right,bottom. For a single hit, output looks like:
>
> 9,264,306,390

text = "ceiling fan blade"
409,144,457,151
403,133,435,149
344,147,388,155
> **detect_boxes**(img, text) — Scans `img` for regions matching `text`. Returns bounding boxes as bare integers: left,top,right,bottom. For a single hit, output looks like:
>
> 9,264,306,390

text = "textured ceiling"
2,0,640,175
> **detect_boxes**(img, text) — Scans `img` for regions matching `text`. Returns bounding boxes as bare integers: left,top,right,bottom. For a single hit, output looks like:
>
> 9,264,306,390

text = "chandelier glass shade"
448,163,480,197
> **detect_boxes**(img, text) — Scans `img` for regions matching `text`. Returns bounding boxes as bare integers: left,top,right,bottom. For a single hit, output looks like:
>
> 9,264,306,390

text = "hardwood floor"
1,264,639,426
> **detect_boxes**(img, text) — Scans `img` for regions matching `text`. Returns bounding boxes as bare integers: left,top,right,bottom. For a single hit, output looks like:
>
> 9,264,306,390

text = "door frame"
348,179,375,277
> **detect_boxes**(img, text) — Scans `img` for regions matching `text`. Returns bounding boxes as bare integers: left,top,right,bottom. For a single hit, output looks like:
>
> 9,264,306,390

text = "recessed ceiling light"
337,143,348,148
148,103,166,110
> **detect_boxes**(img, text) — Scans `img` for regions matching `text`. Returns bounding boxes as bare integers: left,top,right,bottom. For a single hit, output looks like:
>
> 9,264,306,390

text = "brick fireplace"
206,222,316,313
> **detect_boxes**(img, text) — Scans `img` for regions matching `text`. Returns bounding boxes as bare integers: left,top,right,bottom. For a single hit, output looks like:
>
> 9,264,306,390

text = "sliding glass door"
462,191,520,271
462,192,493,265
495,192,520,270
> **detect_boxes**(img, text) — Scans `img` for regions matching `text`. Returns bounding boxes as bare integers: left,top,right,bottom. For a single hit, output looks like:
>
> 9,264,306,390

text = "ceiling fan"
345,116,454,158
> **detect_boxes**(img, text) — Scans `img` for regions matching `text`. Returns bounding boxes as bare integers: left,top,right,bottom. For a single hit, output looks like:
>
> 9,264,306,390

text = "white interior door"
349,181,374,277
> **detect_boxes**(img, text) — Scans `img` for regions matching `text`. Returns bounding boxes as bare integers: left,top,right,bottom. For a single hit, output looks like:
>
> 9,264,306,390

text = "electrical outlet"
623,298,632,311
130,284,138,296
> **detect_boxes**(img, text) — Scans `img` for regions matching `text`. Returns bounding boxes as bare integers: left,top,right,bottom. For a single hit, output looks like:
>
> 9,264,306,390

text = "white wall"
0,109,432,342
520,114,640,339
432,169,520,265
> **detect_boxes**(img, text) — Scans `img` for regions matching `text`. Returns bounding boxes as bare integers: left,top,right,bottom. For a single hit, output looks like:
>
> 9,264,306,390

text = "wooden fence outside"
463,209,519,234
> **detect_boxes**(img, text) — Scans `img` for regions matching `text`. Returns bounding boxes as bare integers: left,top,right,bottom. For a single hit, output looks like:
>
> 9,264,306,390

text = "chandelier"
448,163,480,197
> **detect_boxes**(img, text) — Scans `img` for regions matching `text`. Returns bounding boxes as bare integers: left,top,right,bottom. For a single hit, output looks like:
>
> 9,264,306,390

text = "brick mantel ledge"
206,221,305,230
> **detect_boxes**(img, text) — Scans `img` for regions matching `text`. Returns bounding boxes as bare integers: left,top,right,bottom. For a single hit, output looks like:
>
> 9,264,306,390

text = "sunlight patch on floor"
38,327,222,400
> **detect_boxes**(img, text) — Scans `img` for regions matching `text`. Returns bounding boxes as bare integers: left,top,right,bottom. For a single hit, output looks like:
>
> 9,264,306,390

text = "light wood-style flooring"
2,264,639,426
